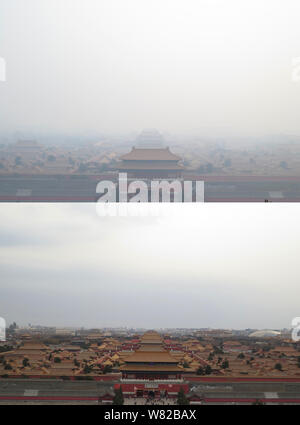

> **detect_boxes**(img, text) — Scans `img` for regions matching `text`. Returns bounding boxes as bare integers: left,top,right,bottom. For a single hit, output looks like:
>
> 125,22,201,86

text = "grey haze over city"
0,203,299,329
1,0,300,138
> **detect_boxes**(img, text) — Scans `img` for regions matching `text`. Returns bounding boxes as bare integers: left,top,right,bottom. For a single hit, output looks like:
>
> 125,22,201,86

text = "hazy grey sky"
0,203,299,329
1,0,300,136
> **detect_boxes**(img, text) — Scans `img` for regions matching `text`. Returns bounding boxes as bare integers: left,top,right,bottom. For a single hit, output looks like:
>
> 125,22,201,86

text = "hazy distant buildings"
136,129,164,148
9,140,43,155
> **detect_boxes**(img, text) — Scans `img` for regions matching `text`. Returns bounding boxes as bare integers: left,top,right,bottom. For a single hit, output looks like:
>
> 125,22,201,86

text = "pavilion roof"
140,339,163,344
13,350,46,356
140,332,163,341
20,342,48,350
123,351,178,363
120,364,183,372
120,148,182,162
138,344,166,352
117,162,183,170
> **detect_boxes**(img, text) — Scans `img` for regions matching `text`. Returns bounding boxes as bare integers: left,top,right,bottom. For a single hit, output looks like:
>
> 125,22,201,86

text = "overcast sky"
1,0,300,137
0,202,299,329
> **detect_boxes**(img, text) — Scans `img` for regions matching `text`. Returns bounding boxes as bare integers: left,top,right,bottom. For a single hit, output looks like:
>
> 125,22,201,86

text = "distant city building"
249,330,281,338
55,328,76,336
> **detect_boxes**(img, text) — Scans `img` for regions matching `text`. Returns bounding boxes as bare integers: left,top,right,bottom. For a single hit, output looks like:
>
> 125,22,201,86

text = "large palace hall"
120,331,184,381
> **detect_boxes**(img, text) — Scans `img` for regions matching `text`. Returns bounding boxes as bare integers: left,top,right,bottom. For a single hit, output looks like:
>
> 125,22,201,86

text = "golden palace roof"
123,351,178,364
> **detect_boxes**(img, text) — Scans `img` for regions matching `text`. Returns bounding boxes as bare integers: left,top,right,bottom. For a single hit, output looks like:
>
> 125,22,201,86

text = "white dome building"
249,330,281,338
